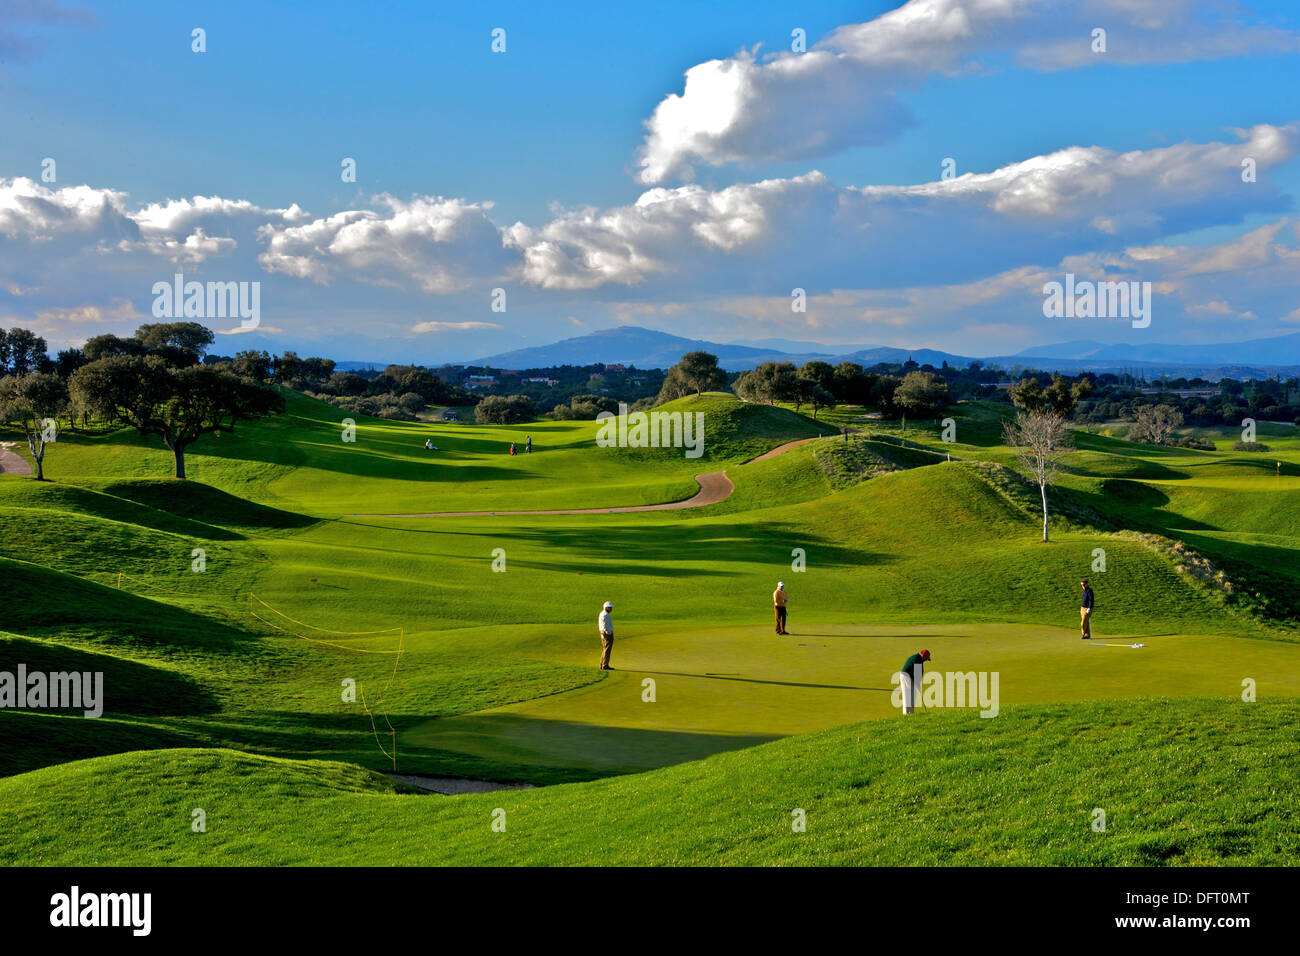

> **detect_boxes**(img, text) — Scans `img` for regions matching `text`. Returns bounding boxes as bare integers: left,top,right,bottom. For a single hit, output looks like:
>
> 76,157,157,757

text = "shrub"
475,394,534,425
1232,441,1271,452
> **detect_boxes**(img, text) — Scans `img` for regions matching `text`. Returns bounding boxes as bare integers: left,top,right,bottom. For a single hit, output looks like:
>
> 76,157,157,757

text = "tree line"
0,323,292,480
733,360,951,423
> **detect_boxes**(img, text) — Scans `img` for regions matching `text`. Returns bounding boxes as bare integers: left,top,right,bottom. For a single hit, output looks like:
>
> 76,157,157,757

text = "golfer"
525,435,532,454
1080,579,1094,639
773,581,788,634
899,649,930,715
598,601,614,670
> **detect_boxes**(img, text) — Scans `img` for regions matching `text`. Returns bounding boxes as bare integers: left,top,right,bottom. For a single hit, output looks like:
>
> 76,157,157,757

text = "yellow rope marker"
247,592,406,770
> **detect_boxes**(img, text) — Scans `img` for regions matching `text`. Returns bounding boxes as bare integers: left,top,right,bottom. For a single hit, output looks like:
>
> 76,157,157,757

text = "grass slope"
2,698,1294,866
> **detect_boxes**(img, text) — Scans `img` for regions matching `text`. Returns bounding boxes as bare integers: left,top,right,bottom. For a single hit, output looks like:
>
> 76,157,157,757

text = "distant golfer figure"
598,601,614,670
773,581,788,634
1080,579,1094,639
525,435,532,454
509,442,516,456
900,649,930,715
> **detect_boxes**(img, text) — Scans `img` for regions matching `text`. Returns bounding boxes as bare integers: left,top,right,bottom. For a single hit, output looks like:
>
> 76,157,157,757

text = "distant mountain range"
467,325,1300,380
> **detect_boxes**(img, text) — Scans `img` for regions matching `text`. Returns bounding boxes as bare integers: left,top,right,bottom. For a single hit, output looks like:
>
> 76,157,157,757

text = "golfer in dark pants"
773,581,788,634
900,649,930,715
1080,579,1094,639
598,601,614,669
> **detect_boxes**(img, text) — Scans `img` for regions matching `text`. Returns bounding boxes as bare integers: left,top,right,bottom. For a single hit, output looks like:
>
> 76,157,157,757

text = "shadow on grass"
0,634,221,715
1069,478,1219,533
415,520,884,576
98,479,317,531
0,711,203,778
403,711,780,776
639,669,888,691
2,558,260,653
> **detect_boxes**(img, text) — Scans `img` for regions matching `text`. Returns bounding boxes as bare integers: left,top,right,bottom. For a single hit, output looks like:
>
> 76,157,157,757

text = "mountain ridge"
465,325,1300,378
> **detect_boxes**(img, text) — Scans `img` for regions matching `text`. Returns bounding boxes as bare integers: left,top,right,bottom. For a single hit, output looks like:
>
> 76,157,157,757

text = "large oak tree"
70,355,284,478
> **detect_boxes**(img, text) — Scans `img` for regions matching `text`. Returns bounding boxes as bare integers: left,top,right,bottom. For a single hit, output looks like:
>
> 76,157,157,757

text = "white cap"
777,581,785,588
603,601,613,609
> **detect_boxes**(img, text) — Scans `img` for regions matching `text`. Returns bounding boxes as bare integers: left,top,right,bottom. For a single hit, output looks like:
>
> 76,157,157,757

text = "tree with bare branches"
1004,410,1073,542
1130,403,1184,445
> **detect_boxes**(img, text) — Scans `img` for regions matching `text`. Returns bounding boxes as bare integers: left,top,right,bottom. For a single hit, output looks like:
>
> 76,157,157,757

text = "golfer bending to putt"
900,649,930,715
773,581,789,634
598,601,614,670
1080,579,1094,639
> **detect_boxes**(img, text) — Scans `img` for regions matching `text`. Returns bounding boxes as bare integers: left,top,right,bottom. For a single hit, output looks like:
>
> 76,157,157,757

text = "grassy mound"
93,478,316,531
814,433,955,490
615,393,838,464
0,558,256,653
2,697,1293,866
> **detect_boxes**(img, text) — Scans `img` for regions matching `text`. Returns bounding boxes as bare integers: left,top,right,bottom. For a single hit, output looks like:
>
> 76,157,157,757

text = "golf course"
2,389,1298,866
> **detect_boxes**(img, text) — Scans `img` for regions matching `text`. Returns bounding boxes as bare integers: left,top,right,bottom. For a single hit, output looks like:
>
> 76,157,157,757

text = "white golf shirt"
599,609,613,637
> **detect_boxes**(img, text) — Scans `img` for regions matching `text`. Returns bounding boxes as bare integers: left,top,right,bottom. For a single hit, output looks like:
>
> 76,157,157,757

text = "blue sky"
2,0,1299,363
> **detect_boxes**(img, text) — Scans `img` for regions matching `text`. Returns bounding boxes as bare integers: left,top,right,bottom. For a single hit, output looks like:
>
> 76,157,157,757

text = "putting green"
402,622,1300,773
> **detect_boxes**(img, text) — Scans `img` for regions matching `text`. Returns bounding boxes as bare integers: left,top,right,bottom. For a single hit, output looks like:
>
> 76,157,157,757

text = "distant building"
522,377,559,386
1140,388,1220,399
604,363,626,373
465,375,496,389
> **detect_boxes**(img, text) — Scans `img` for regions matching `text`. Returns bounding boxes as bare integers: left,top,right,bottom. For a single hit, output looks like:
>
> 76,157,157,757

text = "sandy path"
0,444,32,476
744,436,823,463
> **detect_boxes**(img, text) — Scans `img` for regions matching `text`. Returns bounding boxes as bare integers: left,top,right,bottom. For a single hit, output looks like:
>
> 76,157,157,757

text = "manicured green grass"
2,390,1298,865
2,698,1294,866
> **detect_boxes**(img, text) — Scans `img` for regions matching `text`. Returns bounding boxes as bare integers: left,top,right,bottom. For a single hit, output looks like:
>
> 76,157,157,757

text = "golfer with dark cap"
1080,579,1094,639
900,649,930,715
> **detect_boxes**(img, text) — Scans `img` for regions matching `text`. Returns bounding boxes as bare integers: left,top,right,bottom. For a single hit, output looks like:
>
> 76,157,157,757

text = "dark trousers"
775,606,787,634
